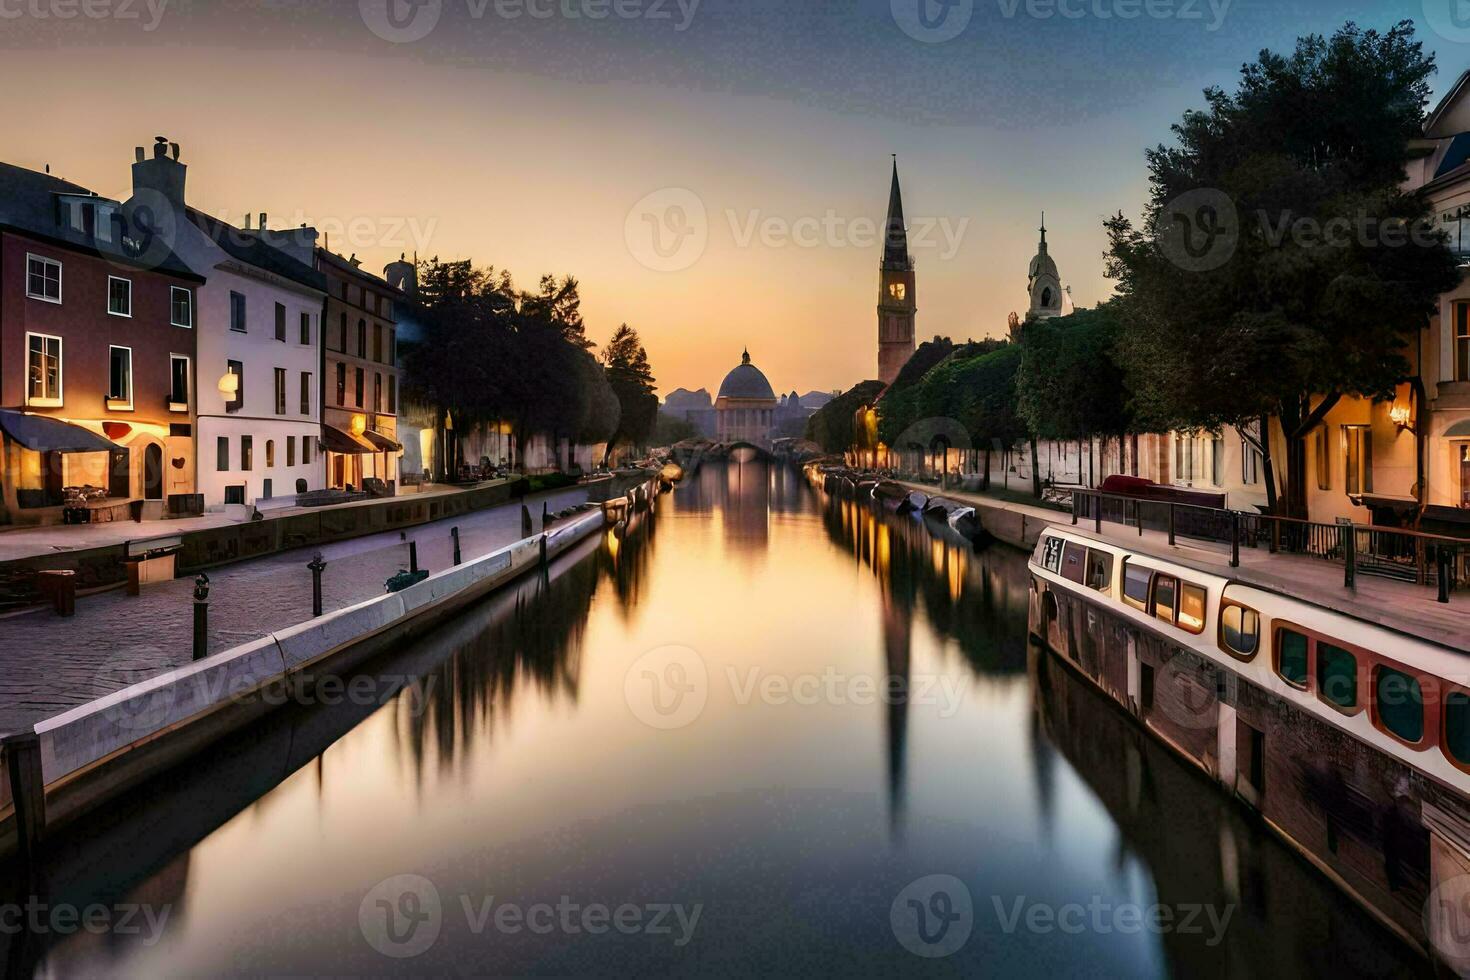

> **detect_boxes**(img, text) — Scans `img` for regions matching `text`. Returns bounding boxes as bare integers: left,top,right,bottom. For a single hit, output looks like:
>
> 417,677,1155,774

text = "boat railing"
1069,489,1468,601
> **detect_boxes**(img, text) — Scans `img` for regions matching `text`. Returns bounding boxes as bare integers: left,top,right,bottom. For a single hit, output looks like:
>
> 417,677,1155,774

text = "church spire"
1038,212,1048,251
883,155,911,271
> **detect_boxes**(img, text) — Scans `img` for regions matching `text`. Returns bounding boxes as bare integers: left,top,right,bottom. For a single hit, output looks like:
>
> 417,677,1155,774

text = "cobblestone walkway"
0,487,591,735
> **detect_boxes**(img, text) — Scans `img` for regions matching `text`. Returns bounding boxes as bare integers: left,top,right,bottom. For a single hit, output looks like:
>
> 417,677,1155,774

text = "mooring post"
1230,513,1241,568
408,540,419,574
1094,496,1102,534
3,732,45,869
539,533,548,567
451,527,462,566
307,553,326,617
522,505,533,538
1071,492,1079,526
542,501,550,529
1439,545,1452,605
1342,525,1356,590
192,573,210,661
1168,504,1176,547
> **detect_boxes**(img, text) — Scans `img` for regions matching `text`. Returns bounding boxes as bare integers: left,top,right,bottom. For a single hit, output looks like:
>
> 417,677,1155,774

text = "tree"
654,413,700,446
602,324,659,463
876,336,957,451
522,274,595,350
806,381,886,456
1104,21,1460,516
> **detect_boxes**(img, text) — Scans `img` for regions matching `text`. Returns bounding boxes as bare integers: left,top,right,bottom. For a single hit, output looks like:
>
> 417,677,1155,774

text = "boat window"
1446,692,1470,766
1177,584,1207,634
1276,628,1309,689
1375,667,1424,744
1038,536,1064,574
1061,543,1087,584
1220,603,1260,659
1084,550,1113,594
1153,575,1177,625
1122,563,1151,610
1316,642,1357,710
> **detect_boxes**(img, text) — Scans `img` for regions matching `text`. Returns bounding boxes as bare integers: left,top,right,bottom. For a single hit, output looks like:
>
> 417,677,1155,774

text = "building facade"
317,250,401,491
128,138,326,509
715,349,777,447
0,162,202,525
878,159,916,388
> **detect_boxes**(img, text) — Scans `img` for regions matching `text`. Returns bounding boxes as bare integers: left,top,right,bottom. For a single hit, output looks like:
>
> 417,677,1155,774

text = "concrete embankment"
0,473,660,861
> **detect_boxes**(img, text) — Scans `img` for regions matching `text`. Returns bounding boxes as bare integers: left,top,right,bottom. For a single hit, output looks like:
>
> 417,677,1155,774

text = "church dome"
1029,251,1058,281
718,349,776,400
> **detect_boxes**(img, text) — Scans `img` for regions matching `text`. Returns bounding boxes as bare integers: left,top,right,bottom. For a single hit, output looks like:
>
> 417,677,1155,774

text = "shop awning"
362,429,402,453
0,410,121,453
320,423,377,454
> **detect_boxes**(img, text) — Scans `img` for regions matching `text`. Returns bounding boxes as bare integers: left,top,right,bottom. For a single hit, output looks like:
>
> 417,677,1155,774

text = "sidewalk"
0,482,493,564
0,485,591,736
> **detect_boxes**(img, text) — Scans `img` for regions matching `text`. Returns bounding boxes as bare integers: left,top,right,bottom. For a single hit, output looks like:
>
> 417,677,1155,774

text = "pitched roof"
883,157,912,271
186,208,326,292
0,162,201,280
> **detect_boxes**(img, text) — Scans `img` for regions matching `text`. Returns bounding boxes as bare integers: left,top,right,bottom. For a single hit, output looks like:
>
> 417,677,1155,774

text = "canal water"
3,460,1429,977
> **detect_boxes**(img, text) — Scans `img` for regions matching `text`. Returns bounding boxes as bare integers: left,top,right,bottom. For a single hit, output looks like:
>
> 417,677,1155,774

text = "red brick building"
0,163,204,525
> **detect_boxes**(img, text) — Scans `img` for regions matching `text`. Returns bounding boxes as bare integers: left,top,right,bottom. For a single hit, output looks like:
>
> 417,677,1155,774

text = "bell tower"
878,157,916,387
1027,214,1064,321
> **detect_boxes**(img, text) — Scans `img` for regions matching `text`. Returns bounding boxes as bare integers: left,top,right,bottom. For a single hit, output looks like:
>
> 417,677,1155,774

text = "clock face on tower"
888,282,906,302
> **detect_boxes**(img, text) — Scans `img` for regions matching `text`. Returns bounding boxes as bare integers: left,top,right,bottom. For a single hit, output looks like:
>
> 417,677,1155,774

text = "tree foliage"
806,380,886,455
602,323,659,461
1016,304,1131,441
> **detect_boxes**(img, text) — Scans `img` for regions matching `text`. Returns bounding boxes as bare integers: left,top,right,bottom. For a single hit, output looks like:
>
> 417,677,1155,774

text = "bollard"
1168,504,1176,547
308,553,326,617
1439,545,1452,605
452,527,462,566
522,505,533,538
1342,525,1356,590
542,501,550,529
539,533,548,567
1230,513,1241,568
4,732,45,869
192,574,210,661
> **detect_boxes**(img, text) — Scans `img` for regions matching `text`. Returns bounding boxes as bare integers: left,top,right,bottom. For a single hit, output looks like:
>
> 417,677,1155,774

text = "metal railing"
1070,489,1468,602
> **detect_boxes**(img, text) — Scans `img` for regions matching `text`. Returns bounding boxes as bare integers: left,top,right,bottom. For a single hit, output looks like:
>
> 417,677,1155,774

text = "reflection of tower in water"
722,457,771,553
880,581,912,844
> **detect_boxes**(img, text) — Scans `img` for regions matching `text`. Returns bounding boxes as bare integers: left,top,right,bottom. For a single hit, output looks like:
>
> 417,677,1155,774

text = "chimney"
243,213,252,230
131,135,187,212
384,253,418,298
259,212,267,230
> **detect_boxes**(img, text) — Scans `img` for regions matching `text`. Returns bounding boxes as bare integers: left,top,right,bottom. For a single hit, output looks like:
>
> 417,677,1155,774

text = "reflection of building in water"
880,581,911,843
722,457,771,552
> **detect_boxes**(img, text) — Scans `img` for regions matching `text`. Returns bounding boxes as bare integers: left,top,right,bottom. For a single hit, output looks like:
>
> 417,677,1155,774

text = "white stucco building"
127,138,325,508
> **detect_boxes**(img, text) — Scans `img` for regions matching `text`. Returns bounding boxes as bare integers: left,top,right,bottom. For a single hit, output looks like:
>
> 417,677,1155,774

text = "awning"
0,410,121,453
362,429,402,453
320,423,377,454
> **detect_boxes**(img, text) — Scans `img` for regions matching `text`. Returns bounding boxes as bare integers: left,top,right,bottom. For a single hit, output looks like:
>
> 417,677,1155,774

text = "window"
301,372,312,415
226,359,244,412
374,324,384,363
358,319,367,358
1314,426,1330,491
1445,691,1470,767
300,312,312,346
1175,434,1194,483
388,376,397,414
241,435,253,471
108,346,133,407
107,276,132,317
217,436,229,472
336,363,347,406
374,373,383,413
1458,302,1470,382
1317,642,1358,710
355,367,364,407
275,303,287,342
1123,563,1151,610
287,437,296,468
230,291,247,332
1038,536,1064,573
1241,435,1260,485
275,368,287,415
339,312,349,352
170,355,190,409
1152,574,1177,624
1375,667,1424,744
26,254,61,303
1220,602,1260,660
1177,584,1207,634
1084,550,1112,594
171,287,193,328
388,329,397,366
1462,444,1470,509
1211,436,1225,488
1343,425,1372,496
1276,628,1309,689
26,333,62,404
302,437,312,466
266,440,275,468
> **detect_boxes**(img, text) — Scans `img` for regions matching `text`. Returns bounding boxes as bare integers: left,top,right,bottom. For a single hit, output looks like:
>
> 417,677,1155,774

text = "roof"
316,247,402,293
0,163,201,281
187,208,326,293
1028,217,1059,282
883,158,911,271
717,350,776,401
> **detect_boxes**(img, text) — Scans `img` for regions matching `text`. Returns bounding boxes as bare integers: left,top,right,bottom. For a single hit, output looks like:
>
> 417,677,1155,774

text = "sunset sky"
1,0,1458,396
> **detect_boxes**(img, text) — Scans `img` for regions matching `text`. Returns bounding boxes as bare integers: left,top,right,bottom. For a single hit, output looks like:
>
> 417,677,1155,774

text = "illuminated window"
1220,603,1260,659
1458,302,1470,382
889,282,906,302
108,346,132,406
1177,584,1207,634
1314,427,1330,491
1316,642,1357,710
1152,574,1177,624
26,333,62,404
1343,425,1372,495
1375,667,1424,744
1122,563,1151,609
1276,628,1309,688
